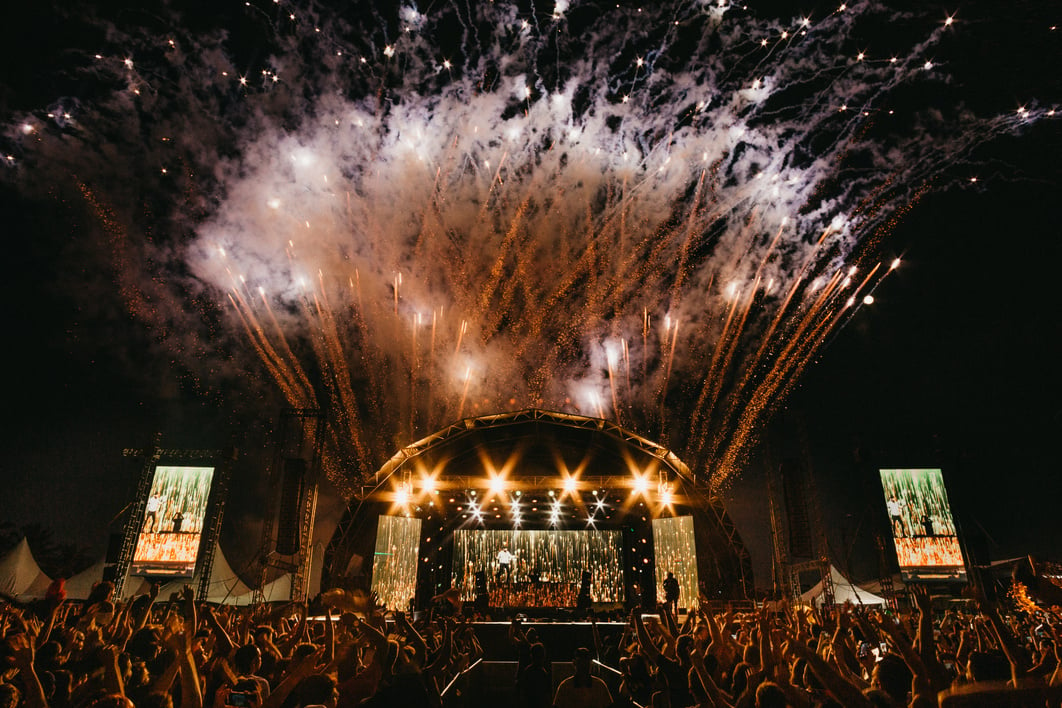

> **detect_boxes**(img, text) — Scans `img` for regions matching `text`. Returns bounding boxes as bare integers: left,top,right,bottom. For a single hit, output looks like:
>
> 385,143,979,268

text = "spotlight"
488,473,506,497
420,474,437,495
632,474,650,495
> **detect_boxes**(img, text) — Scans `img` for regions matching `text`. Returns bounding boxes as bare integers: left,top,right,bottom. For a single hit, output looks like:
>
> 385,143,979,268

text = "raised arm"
979,599,1030,684
872,614,934,706
689,640,735,708
910,586,947,687
660,601,679,637
395,611,426,666
632,608,663,663
278,603,307,656
200,606,232,657
784,637,874,708
11,632,49,708
262,647,323,708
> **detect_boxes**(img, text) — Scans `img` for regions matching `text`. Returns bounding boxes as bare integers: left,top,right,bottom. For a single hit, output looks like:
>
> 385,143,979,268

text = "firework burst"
2,0,1052,496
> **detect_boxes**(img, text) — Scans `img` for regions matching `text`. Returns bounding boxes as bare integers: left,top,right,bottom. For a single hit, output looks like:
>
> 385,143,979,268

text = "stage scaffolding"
323,409,754,604
254,409,323,603
116,438,233,600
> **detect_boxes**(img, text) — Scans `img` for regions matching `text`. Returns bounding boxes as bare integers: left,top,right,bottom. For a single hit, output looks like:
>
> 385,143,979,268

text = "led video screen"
131,465,215,577
452,529,625,607
653,515,699,609
880,468,966,581
370,515,423,610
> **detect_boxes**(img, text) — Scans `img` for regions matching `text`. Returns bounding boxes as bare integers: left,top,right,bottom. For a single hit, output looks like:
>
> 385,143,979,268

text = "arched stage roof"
325,409,753,599
370,408,697,491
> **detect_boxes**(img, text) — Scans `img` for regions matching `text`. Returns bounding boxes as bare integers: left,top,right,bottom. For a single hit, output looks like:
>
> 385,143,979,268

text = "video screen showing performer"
131,465,215,577
452,529,624,608
879,468,966,581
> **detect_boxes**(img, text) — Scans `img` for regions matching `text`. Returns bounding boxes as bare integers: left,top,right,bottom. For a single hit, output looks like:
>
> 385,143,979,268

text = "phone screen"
227,692,251,707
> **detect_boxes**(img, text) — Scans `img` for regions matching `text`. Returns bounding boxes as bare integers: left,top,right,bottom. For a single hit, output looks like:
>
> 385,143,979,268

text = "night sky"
1,0,1059,590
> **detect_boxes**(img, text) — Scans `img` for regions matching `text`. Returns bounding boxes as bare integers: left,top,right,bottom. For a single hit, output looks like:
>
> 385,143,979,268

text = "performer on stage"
886,496,906,537
144,492,165,533
497,544,517,583
663,571,680,615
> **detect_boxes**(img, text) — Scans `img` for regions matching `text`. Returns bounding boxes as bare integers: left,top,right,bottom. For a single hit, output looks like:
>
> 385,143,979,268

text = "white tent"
0,539,53,601
199,545,254,603
800,564,887,607
18,541,288,605
64,559,106,600
256,573,293,603
65,560,151,601
217,572,293,606
858,572,906,599
158,544,253,603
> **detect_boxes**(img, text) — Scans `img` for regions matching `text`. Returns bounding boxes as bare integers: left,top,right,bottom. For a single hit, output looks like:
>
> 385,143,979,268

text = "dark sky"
1,0,1060,589
727,156,1062,584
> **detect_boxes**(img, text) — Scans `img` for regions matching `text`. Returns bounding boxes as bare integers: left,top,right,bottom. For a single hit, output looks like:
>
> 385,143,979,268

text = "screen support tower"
875,535,897,610
118,437,233,599
769,456,834,606
256,409,323,603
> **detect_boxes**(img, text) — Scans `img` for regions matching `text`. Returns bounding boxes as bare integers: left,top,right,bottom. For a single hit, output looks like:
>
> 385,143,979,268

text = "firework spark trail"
703,267,847,474
228,292,304,405
2,0,1054,493
702,227,834,454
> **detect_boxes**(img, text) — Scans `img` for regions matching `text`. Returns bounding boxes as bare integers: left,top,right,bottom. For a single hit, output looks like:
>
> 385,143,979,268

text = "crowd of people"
508,584,1062,708
0,582,483,708
2,578,1062,708
516,585,1062,708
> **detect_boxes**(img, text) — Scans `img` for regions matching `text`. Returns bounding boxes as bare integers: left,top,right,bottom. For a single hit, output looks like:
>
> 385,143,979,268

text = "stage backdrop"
452,529,625,606
131,465,215,577
653,515,699,608
879,468,966,582
370,515,423,610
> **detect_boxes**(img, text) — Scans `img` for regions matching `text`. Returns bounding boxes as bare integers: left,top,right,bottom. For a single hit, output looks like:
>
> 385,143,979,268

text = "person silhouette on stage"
497,545,516,584
145,492,165,533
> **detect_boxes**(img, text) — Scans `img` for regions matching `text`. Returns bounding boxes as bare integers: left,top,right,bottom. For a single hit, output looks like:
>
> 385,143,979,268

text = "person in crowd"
5,572,1062,708
552,647,611,708
514,642,551,708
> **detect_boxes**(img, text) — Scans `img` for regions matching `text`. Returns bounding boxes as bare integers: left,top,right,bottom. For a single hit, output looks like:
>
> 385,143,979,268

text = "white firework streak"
2,0,1051,495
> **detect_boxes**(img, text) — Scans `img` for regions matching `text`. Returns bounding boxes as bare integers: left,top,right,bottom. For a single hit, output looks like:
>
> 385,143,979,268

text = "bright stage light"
488,473,506,497
631,473,650,495
394,487,409,506
420,474,437,495
563,475,578,495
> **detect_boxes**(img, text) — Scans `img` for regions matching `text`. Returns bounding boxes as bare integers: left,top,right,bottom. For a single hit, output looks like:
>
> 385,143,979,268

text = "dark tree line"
0,521,94,579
